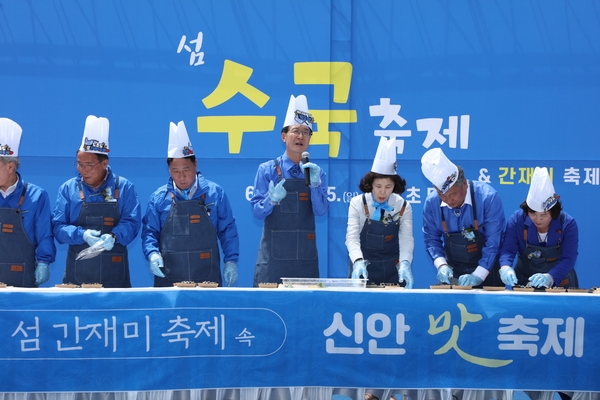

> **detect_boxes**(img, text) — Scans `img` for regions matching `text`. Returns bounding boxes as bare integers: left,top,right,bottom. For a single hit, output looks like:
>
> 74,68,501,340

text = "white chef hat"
282,94,314,130
371,137,397,175
168,121,195,158
0,118,22,157
421,148,459,194
526,167,558,212
79,115,110,155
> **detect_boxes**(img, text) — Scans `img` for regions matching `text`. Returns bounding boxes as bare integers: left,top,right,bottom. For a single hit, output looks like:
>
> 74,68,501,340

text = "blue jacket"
251,153,329,220
422,180,505,271
499,209,578,284
52,166,141,246
142,172,239,263
0,172,56,264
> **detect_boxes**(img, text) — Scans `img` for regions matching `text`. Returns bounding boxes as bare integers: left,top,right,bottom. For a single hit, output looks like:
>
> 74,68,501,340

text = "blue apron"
353,194,406,285
0,182,37,287
154,192,221,287
253,158,318,286
515,213,578,288
441,182,501,287
64,177,131,288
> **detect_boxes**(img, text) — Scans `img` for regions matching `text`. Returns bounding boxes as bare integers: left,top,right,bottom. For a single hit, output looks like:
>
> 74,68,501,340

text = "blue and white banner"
1,288,599,392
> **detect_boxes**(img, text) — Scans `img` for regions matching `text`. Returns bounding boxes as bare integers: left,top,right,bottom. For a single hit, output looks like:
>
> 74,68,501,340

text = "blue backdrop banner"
1,1,599,288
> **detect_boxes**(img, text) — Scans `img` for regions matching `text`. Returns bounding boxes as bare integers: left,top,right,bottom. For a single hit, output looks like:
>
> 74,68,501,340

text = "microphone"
301,151,310,186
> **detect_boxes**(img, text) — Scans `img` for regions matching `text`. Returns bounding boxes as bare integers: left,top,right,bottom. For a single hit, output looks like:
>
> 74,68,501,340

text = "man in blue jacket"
421,148,505,287
142,121,239,287
0,117,55,287
52,115,141,288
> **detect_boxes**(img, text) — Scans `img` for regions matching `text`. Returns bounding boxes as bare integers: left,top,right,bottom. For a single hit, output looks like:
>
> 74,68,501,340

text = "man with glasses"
421,148,504,288
0,118,56,287
52,115,141,288
251,94,329,286
141,121,239,287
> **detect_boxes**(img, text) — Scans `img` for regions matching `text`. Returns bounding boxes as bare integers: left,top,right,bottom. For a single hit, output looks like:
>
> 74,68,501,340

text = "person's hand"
149,252,165,277
437,265,453,284
299,162,321,186
268,179,287,203
223,261,238,286
351,259,368,279
458,273,484,287
35,262,50,285
499,266,518,286
397,260,413,289
529,273,553,288
98,233,115,251
83,229,101,246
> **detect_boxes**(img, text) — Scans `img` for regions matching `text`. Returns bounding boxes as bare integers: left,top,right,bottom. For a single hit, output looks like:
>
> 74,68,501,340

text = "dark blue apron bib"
253,158,318,286
0,183,37,287
442,182,500,287
515,213,578,288
353,194,406,285
155,193,221,287
64,177,131,288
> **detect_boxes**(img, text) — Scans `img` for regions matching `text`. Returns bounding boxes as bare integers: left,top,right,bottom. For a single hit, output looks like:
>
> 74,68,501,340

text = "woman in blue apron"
499,167,579,288
345,137,414,287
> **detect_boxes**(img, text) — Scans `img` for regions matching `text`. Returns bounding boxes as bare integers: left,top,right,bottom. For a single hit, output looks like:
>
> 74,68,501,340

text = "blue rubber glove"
299,162,321,186
268,179,287,203
529,273,553,288
223,261,238,287
35,262,50,285
397,260,413,289
83,229,101,246
99,233,115,251
458,273,484,287
437,265,453,284
149,252,165,278
351,259,368,279
500,266,518,286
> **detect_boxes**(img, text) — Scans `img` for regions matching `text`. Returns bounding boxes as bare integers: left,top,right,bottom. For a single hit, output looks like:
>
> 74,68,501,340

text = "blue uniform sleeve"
310,167,329,216
498,210,523,268
213,187,240,264
548,214,578,284
52,179,86,245
26,185,56,264
141,190,165,259
478,187,505,270
112,179,141,246
422,193,446,261
251,162,276,220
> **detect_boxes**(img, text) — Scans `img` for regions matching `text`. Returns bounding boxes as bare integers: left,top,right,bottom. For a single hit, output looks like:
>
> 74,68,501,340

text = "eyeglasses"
294,110,315,125
75,161,102,171
169,167,194,176
288,128,312,138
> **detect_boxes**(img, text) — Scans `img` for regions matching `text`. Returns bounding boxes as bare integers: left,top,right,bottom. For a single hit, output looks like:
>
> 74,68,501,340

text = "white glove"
500,266,518,286
351,259,368,279
397,260,414,289
437,265,453,284
223,261,238,286
529,273,553,288
83,229,101,246
98,233,115,251
149,252,165,278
